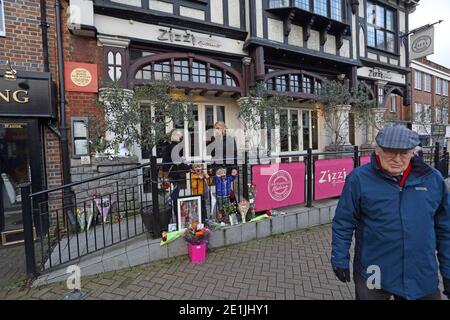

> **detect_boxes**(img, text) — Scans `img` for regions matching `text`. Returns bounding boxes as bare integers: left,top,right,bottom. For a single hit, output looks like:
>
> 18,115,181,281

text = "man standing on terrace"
331,125,450,300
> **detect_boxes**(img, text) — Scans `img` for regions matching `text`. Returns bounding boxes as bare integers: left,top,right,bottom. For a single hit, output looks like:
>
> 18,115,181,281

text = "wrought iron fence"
20,143,449,277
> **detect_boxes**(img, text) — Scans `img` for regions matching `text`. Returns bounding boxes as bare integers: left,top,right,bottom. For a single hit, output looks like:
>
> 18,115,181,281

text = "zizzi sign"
368,67,392,80
314,158,354,200
157,28,222,49
0,72,54,118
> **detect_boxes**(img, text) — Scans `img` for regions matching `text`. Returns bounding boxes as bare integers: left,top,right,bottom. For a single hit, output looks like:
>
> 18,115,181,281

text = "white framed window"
414,71,422,90
436,107,448,125
72,118,89,157
279,108,318,153
424,104,431,123
0,0,5,37
414,103,423,122
390,95,397,113
436,78,442,95
423,74,431,92
443,80,449,97
378,87,384,106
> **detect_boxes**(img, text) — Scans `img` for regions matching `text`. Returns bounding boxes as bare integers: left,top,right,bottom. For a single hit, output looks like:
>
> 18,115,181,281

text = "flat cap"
375,125,420,150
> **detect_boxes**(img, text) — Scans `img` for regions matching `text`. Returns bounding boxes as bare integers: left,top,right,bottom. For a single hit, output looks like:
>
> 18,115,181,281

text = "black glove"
443,278,450,299
333,267,351,283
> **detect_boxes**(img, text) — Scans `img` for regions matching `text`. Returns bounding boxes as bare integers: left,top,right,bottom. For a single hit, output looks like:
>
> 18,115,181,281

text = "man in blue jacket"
331,125,450,300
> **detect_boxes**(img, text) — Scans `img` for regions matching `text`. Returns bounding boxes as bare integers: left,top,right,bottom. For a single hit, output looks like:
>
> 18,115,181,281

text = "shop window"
173,60,190,82
154,61,171,80
192,61,207,83
290,75,300,92
303,77,312,94
276,75,287,92
72,118,89,157
279,109,318,153
226,73,237,87
0,0,6,37
210,68,223,85
367,1,396,53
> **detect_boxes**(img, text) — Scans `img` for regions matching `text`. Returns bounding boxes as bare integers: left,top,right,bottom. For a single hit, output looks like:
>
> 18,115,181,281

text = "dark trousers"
354,272,442,300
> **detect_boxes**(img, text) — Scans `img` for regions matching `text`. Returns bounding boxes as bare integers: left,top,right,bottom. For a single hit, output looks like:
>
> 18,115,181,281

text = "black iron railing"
20,143,449,277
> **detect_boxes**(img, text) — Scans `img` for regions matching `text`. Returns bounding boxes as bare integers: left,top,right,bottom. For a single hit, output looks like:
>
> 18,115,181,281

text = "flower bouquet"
182,221,211,245
223,202,238,225
238,199,250,223
182,221,211,264
76,207,94,232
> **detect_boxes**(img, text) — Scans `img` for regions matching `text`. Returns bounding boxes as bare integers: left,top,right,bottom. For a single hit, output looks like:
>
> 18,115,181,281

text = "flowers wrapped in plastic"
160,230,185,246
182,221,211,245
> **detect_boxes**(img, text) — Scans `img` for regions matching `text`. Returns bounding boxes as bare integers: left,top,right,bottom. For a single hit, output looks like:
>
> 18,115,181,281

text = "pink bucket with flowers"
188,243,207,264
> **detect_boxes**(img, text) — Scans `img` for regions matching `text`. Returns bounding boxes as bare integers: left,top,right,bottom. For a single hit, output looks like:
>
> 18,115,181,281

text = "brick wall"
60,0,104,158
1,0,63,190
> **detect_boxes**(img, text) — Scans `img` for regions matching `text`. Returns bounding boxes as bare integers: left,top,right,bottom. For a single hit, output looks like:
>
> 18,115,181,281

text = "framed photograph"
177,195,202,230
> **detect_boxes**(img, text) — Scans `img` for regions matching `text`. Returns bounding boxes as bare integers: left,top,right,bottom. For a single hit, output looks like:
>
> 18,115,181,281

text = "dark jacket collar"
370,151,433,185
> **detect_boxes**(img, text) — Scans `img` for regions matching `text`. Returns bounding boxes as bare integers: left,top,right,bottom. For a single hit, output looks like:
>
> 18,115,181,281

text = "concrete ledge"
256,219,271,239
225,225,242,246
242,222,257,242
271,215,284,235
35,200,338,285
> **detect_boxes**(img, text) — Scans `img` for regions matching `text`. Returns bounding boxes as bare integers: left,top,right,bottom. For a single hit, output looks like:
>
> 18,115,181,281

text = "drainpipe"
55,0,71,187
40,0,50,72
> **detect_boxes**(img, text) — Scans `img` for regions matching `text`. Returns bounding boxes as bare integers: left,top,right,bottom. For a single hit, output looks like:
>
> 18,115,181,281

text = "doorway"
0,119,43,244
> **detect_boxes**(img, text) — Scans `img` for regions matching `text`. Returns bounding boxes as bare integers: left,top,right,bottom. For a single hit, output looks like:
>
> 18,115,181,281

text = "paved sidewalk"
1,224,359,300
0,244,27,292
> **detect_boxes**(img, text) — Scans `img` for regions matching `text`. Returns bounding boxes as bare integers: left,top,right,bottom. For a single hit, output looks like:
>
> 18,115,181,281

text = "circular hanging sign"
70,68,92,87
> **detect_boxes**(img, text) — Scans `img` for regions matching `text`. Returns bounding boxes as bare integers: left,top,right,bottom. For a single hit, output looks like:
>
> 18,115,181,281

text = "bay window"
367,2,396,53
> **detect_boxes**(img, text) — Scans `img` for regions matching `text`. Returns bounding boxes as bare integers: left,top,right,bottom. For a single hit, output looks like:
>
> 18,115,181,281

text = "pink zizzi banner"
314,158,354,200
252,162,305,211
360,156,371,166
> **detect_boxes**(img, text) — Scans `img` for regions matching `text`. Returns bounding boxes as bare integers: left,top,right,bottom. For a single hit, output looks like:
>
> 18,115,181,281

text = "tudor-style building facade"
64,0,418,168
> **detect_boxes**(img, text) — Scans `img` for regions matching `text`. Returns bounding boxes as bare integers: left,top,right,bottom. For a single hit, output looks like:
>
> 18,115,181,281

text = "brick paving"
0,224,445,300
0,244,27,293
0,224,359,300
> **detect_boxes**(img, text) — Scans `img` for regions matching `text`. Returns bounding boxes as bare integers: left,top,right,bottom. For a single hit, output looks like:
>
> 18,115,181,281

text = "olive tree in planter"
90,80,193,234
238,83,289,163
90,80,193,158
315,80,376,152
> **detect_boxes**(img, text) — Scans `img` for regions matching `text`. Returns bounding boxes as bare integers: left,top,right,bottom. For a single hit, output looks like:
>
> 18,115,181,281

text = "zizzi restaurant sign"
0,72,54,118
251,157,372,209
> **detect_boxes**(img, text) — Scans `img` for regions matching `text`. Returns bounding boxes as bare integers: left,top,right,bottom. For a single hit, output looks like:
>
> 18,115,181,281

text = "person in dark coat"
332,125,450,300
163,129,190,226
207,121,238,176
